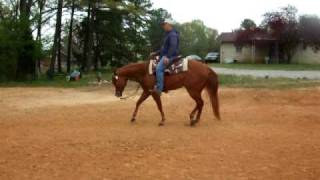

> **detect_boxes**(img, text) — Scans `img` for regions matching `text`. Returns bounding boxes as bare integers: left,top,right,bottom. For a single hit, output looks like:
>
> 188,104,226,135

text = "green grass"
1,71,319,89
211,63,320,71
0,71,113,88
219,74,320,89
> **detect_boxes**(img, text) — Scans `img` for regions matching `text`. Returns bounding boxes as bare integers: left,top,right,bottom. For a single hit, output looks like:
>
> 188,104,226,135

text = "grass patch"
219,74,320,89
1,70,319,89
0,71,113,88
211,63,320,71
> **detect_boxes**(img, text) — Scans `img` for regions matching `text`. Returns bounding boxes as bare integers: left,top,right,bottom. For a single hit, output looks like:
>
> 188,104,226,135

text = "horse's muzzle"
115,91,122,97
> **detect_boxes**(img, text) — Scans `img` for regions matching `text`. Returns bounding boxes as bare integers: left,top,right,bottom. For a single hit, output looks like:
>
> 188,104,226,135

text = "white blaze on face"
115,75,119,80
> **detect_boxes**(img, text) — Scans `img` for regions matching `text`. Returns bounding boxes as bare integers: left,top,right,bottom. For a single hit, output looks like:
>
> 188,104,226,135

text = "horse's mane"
117,62,149,80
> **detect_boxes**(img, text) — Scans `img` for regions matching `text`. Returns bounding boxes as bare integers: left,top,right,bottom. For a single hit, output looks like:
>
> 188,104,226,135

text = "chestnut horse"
112,60,220,126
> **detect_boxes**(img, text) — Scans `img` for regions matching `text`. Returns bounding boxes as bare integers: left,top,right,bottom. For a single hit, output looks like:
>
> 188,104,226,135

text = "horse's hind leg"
187,90,204,126
194,97,204,126
152,94,166,126
131,91,150,123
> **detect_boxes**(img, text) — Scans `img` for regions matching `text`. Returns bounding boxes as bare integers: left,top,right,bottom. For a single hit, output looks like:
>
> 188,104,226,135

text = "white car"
205,52,220,63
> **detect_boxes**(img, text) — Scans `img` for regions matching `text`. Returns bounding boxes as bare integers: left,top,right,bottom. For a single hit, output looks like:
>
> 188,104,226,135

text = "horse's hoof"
131,118,136,123
158,122,165,126
190,121,197,127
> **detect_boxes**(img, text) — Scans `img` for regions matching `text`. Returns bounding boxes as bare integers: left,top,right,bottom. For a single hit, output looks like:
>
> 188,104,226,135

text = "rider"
150,18,180,95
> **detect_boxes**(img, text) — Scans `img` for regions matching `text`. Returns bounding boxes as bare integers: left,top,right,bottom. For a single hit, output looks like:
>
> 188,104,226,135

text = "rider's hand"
163,56,169,65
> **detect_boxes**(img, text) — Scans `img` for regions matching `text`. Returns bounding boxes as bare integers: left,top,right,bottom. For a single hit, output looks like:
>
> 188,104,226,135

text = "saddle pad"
148,58,188,75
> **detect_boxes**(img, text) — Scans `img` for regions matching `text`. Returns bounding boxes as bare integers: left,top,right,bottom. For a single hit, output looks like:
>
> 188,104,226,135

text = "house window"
236,46,242,53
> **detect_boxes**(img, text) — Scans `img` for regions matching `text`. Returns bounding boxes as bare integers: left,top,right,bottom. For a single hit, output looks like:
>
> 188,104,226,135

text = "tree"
35,0,46,76
0,0,42,81
241,19,256,30
15,0,37,80
0,18,18,81
56,0,63,73
207,27,220,52
125,0,153,60
299,15,320,51
72,0,152,69
81,0,92,71
176,20,218,57
66,0,76,73
262,5,299,63
49,0,63,78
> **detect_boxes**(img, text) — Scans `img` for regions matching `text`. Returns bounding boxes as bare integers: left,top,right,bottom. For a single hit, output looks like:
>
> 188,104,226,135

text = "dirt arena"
0,85,320,180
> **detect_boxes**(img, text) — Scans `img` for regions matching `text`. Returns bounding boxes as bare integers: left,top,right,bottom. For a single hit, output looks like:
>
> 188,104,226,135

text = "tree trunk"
88,3,97,71
67,0,76,73
93,44,100,71
57,20,62,73
274,41,280,64
35,0,46,77
49,0,63,78
19,0,32,18
19,0,27,15
16,0,35,80
82,1,93,72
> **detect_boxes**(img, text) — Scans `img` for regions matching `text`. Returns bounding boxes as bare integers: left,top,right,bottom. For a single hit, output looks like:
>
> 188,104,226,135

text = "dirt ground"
0,85,320,180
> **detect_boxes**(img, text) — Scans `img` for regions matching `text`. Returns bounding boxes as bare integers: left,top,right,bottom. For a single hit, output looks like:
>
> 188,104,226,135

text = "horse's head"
112,71,128,98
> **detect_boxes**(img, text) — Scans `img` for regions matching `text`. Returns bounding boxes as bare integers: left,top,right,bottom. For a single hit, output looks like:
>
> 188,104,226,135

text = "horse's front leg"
131,91,150,123
189,106,198,121
152,94,166,126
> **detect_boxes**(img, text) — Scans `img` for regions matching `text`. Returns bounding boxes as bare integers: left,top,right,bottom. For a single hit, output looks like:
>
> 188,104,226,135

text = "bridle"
114,74,140,100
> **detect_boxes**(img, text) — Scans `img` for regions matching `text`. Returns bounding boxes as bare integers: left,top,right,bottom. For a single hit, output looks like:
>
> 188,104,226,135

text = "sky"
151,0,320,33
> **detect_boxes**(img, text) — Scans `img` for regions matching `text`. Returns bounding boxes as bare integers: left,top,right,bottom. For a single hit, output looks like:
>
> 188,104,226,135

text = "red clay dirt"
0,86,320,180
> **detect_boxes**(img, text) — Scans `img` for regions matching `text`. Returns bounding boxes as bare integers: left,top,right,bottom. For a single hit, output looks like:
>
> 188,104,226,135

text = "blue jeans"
156,57,172,92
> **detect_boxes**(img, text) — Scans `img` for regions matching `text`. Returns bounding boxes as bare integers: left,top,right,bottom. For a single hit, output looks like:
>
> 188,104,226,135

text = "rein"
120,84,141,100
116,62,148,100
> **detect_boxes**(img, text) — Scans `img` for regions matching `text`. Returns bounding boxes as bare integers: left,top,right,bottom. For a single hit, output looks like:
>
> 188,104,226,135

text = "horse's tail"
205,68,221,120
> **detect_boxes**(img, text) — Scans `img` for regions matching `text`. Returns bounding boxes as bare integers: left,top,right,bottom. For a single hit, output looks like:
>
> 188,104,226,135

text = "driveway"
213,67,320,80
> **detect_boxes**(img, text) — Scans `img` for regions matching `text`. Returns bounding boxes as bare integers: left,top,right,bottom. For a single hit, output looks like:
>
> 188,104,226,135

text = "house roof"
249,31,277,41
220,31,277,43
220,32,236,43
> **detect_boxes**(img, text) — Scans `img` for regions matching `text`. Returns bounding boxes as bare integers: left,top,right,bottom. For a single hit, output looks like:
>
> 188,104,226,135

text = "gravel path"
213,67,320,79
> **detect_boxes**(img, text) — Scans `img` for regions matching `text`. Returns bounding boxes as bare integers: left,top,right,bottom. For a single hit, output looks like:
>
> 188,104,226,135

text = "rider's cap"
161,18,175,25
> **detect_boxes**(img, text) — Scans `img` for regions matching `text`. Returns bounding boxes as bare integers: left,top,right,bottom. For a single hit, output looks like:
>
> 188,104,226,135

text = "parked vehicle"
205,52,220,63
186,55,202,61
